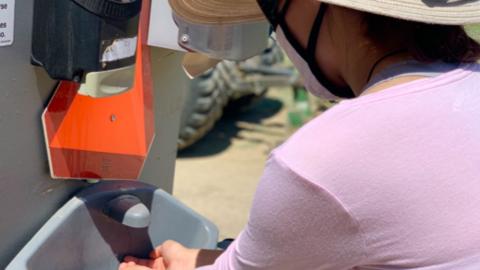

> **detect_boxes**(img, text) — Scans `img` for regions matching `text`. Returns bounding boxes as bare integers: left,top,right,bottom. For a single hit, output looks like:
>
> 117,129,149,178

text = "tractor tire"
177,69,229,150
177,39,288,151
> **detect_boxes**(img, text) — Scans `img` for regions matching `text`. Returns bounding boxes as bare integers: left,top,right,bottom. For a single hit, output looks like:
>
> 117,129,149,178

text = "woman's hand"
119,258,166,270
119,240,199,270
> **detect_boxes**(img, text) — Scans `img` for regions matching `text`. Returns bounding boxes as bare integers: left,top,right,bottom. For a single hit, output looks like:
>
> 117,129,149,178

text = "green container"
288,88,313,128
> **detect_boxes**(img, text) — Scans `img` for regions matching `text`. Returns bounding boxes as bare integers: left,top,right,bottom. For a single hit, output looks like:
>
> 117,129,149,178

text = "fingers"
121,256,166,270
150,245,162,259
124,256,155,268
119,261,151,270
150,240,182,259
152,258,166,269
121,240,184,270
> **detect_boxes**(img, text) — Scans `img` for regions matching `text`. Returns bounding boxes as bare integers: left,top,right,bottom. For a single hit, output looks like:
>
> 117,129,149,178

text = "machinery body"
0,1,191,267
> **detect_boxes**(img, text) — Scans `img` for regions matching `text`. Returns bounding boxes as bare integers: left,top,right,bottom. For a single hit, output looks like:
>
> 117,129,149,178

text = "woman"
121,0,480,269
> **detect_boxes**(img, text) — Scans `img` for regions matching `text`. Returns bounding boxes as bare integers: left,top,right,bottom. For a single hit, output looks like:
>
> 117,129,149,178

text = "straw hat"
169,0,265,24
170,0,480,25
323,0,480,25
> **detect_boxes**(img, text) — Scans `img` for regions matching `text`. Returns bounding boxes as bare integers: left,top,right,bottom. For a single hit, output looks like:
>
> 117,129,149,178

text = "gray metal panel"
141,48,188,193
0,6,187,268
7,181,218,270
0,1,87,267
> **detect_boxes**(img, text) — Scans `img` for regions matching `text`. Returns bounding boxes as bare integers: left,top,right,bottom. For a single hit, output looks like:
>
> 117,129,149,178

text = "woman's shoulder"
273,103,367,179
278,62,480,157
275,62,480,183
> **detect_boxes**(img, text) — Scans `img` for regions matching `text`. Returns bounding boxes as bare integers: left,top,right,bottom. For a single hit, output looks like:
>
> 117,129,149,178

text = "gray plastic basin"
7,181,219,270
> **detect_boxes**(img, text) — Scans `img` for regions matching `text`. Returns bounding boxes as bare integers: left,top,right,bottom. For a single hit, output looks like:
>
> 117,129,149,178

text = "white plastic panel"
147,0,185,51
0,0,14,47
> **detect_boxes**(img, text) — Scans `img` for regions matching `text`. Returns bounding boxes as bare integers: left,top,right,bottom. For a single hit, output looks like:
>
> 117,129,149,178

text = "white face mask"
276,28,338,100
271,3,356,100
266,2,405,100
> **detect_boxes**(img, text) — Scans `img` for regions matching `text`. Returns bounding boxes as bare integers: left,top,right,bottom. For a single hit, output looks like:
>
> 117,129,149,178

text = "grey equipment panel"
7,181,219,270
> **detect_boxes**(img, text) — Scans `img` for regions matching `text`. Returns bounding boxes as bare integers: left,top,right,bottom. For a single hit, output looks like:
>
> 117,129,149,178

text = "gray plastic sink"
7,181,219,270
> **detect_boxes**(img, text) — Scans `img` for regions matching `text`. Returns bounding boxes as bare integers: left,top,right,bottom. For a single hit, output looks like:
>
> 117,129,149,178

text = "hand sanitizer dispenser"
31,0,142,97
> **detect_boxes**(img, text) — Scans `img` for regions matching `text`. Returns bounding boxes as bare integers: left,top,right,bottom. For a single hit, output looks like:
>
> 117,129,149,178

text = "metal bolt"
180,34,190,43
111,114,117,122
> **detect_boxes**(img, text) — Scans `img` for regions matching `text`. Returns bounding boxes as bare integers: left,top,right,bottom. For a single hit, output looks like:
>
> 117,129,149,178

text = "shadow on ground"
178,97,284,158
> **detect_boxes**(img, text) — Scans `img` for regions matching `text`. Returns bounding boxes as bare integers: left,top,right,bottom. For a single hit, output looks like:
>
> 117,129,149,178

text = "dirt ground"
173,87,298,240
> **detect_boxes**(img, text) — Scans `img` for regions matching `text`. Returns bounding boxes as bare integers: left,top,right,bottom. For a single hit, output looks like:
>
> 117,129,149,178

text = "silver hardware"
180,34,190,44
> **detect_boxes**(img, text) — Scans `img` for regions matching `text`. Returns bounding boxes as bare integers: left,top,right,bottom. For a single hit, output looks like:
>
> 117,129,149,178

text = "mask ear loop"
258,0,292,29
267,0,292,44
306,5,326,56
305,5,356,98
275,0,292,29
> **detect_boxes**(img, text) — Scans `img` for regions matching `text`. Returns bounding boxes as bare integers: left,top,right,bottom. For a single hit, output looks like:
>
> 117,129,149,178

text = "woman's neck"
345,49,424,96
321,6,430,97
344,49,411,96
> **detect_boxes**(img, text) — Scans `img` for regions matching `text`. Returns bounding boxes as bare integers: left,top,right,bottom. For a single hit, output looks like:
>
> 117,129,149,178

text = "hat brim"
170,0,480,25
182,53,221,79
322,0,480,25
169,0,265,25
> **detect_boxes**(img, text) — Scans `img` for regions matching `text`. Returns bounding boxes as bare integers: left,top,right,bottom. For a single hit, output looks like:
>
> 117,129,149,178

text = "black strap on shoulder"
72,0,142,20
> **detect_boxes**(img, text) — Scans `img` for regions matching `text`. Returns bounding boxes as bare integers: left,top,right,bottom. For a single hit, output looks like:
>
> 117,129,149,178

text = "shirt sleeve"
197,153,367,270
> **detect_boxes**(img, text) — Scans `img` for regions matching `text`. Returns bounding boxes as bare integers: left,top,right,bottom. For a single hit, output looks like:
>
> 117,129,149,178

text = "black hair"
365,14,480,63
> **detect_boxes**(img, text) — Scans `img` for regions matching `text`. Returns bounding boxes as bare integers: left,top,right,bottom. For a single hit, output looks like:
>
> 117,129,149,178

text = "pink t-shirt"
199,63,480,269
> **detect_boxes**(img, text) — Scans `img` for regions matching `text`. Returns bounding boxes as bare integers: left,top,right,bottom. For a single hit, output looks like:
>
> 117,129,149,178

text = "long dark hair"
365,14,480,63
